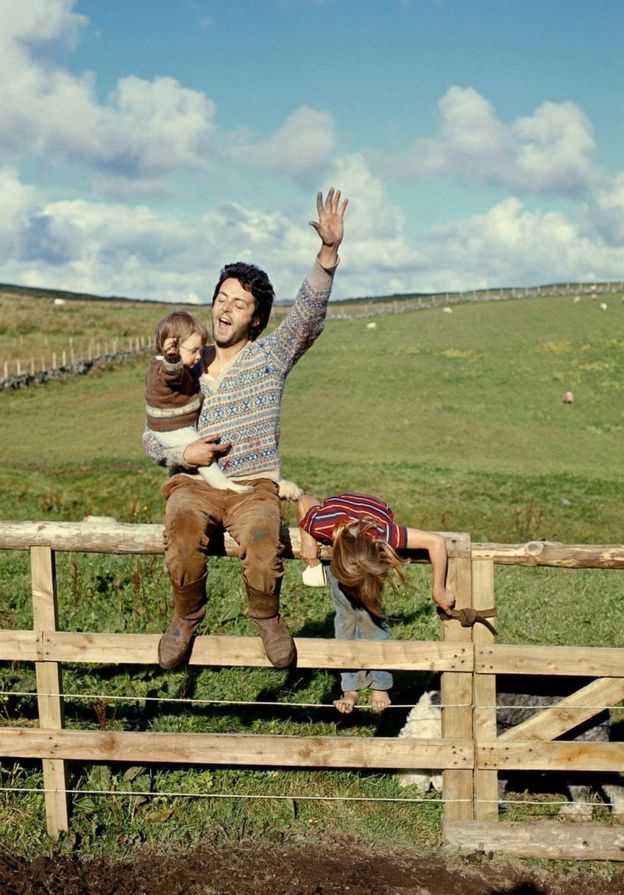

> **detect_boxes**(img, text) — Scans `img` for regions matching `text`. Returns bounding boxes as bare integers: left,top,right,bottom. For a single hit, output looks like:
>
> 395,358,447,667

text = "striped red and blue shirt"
300,492,409,549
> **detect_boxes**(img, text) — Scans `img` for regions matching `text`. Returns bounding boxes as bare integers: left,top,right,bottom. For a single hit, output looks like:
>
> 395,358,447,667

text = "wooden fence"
1,521,623,861
1,336,149,381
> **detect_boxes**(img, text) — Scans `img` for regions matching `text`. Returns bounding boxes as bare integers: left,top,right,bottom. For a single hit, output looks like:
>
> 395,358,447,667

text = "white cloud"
0,0,86,61
0,167,39,252
578,173,624,247
0,0,217,189
394,86,601,198
417,197,624,291
0,2,341,194
231,106,337,186
513,101,598,193
101,76,217,176
0,4,621,308
331,154,406,241
4,157,622,304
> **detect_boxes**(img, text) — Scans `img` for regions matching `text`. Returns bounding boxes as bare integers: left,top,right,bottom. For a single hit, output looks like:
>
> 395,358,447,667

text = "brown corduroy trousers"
160,474,284,620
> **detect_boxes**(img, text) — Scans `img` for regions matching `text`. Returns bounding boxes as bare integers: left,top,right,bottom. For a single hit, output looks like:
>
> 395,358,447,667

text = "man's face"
211,278,259,349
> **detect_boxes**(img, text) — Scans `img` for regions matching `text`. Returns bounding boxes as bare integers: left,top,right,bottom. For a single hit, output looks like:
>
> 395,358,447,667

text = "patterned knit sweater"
142,258,336,480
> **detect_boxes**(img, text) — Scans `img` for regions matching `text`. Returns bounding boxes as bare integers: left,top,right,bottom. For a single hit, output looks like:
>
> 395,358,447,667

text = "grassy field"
1,286,624,858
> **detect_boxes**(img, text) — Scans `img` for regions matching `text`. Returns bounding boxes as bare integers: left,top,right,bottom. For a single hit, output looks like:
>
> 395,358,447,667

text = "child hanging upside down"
297,492,455,713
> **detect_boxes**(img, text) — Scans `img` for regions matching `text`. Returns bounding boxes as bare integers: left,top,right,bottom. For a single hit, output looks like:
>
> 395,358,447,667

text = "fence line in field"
1,520,624,861
3,280,623,388
0,335,151,390
0,784,459,807
3,784,608,811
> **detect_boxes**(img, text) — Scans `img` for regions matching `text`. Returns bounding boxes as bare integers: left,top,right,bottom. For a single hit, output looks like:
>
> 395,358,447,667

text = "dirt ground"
2,837,624,895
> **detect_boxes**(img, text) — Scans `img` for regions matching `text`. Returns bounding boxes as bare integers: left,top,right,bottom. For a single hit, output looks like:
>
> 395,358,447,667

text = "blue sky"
1,0,622,302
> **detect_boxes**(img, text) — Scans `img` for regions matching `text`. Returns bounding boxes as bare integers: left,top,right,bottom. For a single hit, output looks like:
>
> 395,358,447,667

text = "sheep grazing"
397,681,624,819
573,295,581,303
366,321,377,331
442,307,453,314
563,391,574,405
600,302,608,311
53,298,66,306
495,679,624,821
396,690,442,792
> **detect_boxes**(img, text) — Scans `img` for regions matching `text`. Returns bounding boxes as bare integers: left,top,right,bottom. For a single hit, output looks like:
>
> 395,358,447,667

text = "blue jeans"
327,569,393,693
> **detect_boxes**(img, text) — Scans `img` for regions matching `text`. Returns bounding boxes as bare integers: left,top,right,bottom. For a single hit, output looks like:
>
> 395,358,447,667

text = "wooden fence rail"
1,336,150,383
1,521,623,861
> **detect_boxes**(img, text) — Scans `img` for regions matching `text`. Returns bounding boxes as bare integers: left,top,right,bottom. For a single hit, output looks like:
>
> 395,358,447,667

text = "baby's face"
179,333,204,367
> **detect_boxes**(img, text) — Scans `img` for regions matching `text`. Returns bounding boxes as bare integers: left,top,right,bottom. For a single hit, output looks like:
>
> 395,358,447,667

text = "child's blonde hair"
330,520,409,617
154,311,208,353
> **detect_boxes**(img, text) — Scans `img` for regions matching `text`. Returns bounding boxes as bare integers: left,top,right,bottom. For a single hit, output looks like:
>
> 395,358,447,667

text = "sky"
1,0,623,303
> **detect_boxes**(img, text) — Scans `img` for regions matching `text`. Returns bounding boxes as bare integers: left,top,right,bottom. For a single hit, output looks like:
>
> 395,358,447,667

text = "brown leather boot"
158,574,207,671
251,615,297,669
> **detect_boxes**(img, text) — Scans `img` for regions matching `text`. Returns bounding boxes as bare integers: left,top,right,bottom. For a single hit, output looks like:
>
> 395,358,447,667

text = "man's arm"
266,188,348,372
142,427,231,470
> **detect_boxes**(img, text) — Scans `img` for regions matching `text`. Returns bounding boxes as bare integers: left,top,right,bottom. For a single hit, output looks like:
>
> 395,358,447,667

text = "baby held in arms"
144,310,250,493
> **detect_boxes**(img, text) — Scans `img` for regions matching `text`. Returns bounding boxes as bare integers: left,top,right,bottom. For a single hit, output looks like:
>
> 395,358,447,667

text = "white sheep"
442,307,453,314
600,302,608,311
397,684,624,819
397,691,443,792
366,321,377,331
563,391,574,405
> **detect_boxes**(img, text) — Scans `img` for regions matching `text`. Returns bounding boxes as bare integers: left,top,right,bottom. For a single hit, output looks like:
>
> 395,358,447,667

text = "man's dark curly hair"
211,262,275,341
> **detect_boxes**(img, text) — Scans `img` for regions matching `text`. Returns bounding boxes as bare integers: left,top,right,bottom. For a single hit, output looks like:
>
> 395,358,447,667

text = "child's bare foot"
369,690,391,711
333,691,360,714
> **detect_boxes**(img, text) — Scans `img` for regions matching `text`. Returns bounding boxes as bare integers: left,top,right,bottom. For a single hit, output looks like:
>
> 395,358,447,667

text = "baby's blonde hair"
330,520,409,617
154,310,208,353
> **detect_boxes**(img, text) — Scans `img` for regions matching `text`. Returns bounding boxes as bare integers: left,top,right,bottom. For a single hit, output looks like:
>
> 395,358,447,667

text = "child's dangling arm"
297,494,322,566
405,528,455,613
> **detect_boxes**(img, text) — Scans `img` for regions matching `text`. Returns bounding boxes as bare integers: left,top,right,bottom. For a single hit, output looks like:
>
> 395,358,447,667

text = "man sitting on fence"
143,188,348,672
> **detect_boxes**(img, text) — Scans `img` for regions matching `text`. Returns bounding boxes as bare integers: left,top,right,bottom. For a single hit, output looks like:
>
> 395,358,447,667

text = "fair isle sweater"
142,258,336,480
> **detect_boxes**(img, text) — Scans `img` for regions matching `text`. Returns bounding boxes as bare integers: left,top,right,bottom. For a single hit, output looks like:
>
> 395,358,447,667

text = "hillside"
2,279,624,865
1,279,622,377
1,284,623,542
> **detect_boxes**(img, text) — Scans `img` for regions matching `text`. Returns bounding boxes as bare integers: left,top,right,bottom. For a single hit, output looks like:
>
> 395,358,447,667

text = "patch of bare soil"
2,837,624,895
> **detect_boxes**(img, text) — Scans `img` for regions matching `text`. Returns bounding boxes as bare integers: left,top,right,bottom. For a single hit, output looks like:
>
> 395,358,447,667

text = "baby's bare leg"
198,465,251,493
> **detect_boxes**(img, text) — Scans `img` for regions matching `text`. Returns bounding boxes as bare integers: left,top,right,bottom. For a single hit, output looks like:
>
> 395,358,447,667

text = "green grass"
1,289,624,859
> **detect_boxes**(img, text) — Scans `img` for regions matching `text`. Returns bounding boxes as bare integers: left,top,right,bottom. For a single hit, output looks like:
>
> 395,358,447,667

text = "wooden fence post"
471,557,497,820
441,534,474,822
31,546,69,837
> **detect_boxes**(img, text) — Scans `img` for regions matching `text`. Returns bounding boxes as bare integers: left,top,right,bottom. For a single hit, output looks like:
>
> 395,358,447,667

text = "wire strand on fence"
0,785,459,805
2,785,616,813
0,690,470,710
2,690,618,711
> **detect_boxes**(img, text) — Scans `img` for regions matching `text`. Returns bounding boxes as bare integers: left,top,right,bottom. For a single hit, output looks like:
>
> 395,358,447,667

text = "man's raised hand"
310,188,348,268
